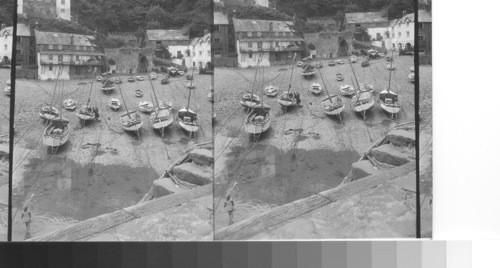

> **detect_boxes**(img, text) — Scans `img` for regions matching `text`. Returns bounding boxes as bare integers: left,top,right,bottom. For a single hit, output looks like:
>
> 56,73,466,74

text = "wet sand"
214,55,416,229
12,72,212,240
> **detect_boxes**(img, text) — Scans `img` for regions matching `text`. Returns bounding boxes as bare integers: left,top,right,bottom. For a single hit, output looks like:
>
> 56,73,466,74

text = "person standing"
93,107,100,121
21,207,31,238
224,195,235,226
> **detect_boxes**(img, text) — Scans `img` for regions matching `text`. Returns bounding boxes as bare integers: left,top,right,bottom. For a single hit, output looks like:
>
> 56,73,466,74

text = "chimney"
269,22,273,32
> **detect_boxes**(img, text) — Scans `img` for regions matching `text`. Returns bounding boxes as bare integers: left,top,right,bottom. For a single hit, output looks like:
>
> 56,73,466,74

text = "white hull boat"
43,117,70,147
120,111,143,131
149,108,174,129
244,104,271,134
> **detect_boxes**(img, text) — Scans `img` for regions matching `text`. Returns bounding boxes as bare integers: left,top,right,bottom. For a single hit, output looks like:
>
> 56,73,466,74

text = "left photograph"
11,0,213,241
0,0,14,241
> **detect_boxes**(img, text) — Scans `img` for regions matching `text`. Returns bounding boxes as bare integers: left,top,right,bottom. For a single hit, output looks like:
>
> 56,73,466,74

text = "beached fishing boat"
322,95,345,116
208,87,214,102
408,72,415,83
128,76,135,82
43,116,70,147
150,72,158,80
386,62,396,70
264,85,278,97
120,110,143,131
278,91,298,107
328,61,336,66
136,76,144,81
301,64,317,79
361,60,370,67
339,84,356,96
76,69,98,122
336,59,344,64
178,63,199,136
380,90,400,117
44,74,70,148
380,50,401,119
351,90,375,115
149,107,174,130
161,77,169,85
336,73,344,81
350,55,357,63
138,100,154,113
118,85,143,132
158,100,173,110
186,81,195,89
135,90,143,98
108,98,121,110
240,93,261,108
309,83,323,94
39,106,60,121
360,83,375,92
178,108,199,134
96,76,103,82
101,79,116,94
63,99,77,110
244,104,271,135
3,79,10,96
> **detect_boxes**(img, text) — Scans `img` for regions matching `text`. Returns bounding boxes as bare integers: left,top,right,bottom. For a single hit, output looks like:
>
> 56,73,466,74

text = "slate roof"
233,18,294,32
190,33,211,47
345,12,388,24
35,30,96,46
146,29,189,41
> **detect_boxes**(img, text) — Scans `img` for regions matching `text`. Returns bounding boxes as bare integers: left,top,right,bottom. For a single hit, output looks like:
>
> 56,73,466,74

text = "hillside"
0,0,15,26
73,0,211,38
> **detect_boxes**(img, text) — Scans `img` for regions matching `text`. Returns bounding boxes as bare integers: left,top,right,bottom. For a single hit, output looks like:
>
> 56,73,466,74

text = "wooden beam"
214,162,415,240
29,184,212,241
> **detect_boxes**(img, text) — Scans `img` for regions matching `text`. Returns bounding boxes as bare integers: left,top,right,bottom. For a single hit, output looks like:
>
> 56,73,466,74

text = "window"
58,45,62,50
406,21,410,26
49,55,53,60
419,35,425,41
58,55,63,61
49,44,54,50
61,0,65,4
76,55,79,61
49,66,53,71
275,41,279,47
355,24,360,28
156,41,161,45
199,51,202,56
214,51,222,57
75,45,80,51
214,25,220,31
3,45,6,51
248,42,253,48
406,31,410,37
214,37,220,43
252,32,257,37
249,52,253,58
392,44,395,48
16,49,21,55
247,32,251,37
61,9,65,13
398,32,401,37
16,36,21,42
419,23,423,29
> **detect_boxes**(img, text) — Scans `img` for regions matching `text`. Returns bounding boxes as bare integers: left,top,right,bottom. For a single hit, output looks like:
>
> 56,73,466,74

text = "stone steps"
386,129,415,147
371,144,414,167
350,160,385,181
189,148,214,166
172,162,213,186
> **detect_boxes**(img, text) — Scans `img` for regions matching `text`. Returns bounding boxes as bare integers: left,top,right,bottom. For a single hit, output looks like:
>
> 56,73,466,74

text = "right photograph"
213,0,431,239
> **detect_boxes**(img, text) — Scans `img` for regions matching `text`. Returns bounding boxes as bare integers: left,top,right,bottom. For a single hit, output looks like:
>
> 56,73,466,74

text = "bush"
103,38,126,48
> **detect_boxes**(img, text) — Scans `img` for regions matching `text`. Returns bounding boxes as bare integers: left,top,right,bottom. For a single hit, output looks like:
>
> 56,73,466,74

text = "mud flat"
12,72,212,240
27,143,214,241
214,122,427,240
214,55,416,229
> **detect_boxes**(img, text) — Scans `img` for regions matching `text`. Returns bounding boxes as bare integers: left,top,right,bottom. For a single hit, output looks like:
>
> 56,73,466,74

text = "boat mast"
388,49,394,93
288,53,297,94
59,72,64,122
346,47,360,90
117,81,132,119
148,69,160,107
86,68,97,107
318,66,333,103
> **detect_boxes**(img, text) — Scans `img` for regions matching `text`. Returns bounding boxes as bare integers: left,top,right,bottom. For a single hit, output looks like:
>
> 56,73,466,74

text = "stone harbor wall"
104,47,154,75
304,31,354,59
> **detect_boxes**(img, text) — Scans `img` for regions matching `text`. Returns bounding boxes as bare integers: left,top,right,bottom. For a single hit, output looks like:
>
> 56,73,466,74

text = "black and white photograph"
10,0,213,241
213,0,431,240
0,0,14,241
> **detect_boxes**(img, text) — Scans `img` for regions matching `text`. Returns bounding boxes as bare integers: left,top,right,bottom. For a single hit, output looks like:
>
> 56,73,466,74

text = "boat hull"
122,122,143,132
353,99,375,112
380,103,401,114
244,119,271,134
101,85,116,93
240,100,260,108
277,99,297,107
43,126,69,147
178,121,199,133
39,113,58,121
324,105,345,115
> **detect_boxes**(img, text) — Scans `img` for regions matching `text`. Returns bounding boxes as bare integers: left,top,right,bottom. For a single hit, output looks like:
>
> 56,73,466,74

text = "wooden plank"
214,162,415,240
29,184,212,241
